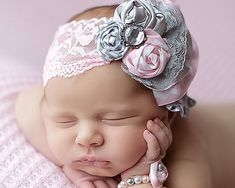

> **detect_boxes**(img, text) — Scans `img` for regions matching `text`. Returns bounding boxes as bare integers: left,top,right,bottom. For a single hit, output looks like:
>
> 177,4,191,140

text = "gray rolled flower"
97,21,129,62
114,0,166,35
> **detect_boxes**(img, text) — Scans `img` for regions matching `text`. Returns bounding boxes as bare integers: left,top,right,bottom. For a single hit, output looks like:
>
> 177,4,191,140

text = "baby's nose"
75,120,104,147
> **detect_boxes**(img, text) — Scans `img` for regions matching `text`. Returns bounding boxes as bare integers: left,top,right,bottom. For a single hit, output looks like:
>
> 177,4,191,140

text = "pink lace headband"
43,0,199,117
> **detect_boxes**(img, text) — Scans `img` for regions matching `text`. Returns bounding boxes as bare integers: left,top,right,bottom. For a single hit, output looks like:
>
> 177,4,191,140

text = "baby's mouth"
76,156,110,167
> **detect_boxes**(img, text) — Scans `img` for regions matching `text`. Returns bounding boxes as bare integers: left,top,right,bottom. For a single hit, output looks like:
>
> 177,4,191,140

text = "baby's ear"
159,109,174,128
168,111,176,126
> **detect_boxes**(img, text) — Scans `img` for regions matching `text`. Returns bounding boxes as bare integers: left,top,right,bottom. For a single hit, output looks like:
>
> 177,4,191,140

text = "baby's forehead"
43,63,161,116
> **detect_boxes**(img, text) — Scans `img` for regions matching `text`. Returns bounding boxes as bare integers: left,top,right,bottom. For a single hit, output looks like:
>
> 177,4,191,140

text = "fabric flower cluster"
97,0,171,78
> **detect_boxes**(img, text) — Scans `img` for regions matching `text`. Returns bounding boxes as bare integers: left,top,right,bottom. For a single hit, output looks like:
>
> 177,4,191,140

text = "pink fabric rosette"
123,29,171,78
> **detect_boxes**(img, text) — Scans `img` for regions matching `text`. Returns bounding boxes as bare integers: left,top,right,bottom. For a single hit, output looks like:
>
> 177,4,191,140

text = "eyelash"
102,115,137,121
53,120,77,128
101,116,139,126
55,120,77,123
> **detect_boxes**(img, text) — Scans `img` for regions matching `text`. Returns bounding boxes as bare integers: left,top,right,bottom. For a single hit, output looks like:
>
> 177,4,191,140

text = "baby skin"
15,62,173,188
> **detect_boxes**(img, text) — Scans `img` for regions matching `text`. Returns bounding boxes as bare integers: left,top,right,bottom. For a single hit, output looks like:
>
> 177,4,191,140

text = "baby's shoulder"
15,85,62,165
15,85,44,106
15,85,44,129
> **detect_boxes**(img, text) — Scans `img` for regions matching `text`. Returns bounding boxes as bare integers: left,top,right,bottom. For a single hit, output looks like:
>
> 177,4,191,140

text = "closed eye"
102,115,138,121
53,120,78,128
55,120,77,123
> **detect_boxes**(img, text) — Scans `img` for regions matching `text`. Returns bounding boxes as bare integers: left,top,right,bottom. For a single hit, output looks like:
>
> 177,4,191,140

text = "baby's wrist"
120,169,149,180
120,162,149,180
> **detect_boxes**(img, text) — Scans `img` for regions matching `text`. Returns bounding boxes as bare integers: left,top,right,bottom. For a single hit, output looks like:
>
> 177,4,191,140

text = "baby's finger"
147,120,170,148
93,180,110,188
147,120,171,157
154,118,172,145
143,129,161,162
106,178,117,188
79,181,95,188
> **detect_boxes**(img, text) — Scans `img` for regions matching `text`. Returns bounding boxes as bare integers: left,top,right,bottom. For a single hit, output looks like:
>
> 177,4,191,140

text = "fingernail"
144,129,150,135
154,118,160,124
147,120,154,127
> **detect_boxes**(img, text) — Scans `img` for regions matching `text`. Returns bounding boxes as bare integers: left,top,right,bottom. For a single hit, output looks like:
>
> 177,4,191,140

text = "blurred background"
0,0,234,103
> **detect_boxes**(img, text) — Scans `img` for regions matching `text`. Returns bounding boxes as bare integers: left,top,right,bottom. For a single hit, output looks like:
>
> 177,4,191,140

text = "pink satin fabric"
152,36,199,106
123,29,171,79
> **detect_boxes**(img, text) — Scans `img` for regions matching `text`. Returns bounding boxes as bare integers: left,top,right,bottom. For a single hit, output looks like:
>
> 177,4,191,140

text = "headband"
43,0,199,117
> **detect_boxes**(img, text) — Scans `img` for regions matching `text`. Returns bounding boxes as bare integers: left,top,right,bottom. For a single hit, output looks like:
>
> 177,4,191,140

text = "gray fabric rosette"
115,0,167,35
97,21,129,61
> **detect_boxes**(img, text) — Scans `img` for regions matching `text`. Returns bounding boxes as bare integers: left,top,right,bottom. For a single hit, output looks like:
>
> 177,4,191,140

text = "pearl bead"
142,175,150,184
134,176,142,184
120,181,127,188
126,178,135,185
118,175,151,187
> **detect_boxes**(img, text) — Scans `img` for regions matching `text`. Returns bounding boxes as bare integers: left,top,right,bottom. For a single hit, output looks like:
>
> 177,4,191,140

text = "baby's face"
41,62,167,177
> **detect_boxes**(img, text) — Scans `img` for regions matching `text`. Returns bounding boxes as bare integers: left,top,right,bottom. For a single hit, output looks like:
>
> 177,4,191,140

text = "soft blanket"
0,63,74,187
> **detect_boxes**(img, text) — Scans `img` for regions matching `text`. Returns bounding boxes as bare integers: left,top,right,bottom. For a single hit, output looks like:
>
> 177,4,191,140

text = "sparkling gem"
157,161,168,181
157,161,167,174
124,25,145,47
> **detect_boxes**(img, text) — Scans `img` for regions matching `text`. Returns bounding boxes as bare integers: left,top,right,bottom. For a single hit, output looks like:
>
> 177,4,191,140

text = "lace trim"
43,18,110,85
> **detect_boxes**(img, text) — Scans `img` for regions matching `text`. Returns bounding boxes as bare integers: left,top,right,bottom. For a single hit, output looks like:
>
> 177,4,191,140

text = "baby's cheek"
112,130,147,168
122,142,146,171
44,127,70,163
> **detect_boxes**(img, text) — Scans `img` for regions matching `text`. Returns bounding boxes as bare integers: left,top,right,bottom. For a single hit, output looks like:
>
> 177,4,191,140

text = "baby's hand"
120,117,172,179
63,166,117,188
145,117,172,160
